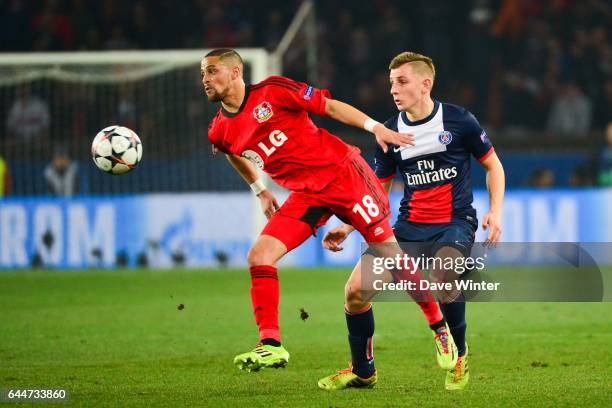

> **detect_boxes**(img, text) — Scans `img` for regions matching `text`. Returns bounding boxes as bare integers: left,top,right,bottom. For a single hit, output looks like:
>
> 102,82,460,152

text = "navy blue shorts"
392,217,478,258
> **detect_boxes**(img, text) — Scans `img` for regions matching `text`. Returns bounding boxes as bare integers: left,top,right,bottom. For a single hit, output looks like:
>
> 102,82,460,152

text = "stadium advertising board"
0,194,251,269
0,189,610,269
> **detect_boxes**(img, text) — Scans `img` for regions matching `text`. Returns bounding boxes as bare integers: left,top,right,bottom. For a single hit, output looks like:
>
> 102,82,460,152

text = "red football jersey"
207,76,359,192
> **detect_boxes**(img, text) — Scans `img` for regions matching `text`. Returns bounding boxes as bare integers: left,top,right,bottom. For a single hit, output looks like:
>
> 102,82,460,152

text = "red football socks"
391,260,444,326
417,300,444,326
249,265,281,342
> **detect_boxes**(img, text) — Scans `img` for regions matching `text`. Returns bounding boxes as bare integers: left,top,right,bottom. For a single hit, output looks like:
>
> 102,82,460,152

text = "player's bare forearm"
226,154,279,218
481,152,505,214
225,154,260,184
323,98,414,152
480,151,505,245
324,98,372,129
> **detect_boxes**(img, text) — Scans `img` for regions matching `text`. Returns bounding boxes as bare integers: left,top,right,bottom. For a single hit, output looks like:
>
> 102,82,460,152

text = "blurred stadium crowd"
0,0,610,194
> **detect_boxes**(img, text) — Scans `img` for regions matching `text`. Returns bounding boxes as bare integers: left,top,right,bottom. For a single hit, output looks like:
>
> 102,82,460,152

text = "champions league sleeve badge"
480,130,490,144
303,86,314,100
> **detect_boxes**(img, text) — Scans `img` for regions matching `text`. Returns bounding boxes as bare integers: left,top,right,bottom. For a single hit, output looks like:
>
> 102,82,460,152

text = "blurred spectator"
0,155,12,196
31,0,72,50
202,4,236,47
0,0,32,51
491,0,531,40
0,0,607,138
568,165,593,188
131,1,156,49
593,79,612,130
6,84,50,143
104,25,132,50
595,122,612,186
0,0,610,193
83,28,103,50
44,147,79,196
546,82,592,138
375,5,413,63
528,168,555,188
262,9,285,51
464,3,495,118
116,83,138,130
348,28,371,80
70,0,98,50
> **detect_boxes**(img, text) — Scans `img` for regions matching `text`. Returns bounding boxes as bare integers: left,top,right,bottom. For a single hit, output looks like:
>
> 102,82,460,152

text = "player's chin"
206,92,221,102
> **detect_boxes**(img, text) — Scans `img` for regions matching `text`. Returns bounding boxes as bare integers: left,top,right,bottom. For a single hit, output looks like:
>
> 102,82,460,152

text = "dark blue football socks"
440,299,467,356
346,306,376,378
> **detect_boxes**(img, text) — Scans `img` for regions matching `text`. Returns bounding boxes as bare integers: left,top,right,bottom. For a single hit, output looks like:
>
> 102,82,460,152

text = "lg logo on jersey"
259,130,287,156
241,130,288,170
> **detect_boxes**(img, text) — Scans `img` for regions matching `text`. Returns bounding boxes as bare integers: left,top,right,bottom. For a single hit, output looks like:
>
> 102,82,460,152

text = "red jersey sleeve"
258,76,331,116
207,111,231,155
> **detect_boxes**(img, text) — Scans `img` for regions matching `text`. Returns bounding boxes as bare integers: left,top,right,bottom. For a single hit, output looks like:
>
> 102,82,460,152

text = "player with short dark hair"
322,51,505,390
203,48,459,385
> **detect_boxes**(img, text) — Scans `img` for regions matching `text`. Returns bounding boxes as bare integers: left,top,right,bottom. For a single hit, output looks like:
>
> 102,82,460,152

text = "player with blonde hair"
321,51,505,390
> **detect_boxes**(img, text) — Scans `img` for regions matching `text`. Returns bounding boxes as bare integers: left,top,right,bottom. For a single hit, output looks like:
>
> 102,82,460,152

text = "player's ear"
422,78,433,94
231,65,241,80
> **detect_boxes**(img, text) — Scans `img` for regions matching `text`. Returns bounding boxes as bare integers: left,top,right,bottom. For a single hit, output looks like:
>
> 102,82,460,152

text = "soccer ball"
91,125,142,175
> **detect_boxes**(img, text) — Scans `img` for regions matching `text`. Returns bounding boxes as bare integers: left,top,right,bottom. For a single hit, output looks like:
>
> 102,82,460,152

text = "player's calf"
245,235,288,354
342,267,377,381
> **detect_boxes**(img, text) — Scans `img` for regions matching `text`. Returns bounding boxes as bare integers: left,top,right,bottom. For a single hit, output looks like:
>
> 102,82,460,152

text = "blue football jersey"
375,101,494,224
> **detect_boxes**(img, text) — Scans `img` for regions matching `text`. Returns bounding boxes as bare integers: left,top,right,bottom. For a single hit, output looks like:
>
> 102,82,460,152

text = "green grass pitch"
1,268,610,407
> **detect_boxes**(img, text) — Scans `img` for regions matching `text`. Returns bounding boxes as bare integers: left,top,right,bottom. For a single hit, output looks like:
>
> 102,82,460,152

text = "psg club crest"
253,101,274,123
438,131,453,145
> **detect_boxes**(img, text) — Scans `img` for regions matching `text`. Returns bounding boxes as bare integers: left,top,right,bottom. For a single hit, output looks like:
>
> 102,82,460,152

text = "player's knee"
429,267,445,284
247,245,276,267
344,282,368,312
431,267,461,304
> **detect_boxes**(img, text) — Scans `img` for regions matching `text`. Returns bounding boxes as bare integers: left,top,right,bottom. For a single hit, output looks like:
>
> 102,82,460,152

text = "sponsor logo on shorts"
303,86,314,100
253,101,273,123
374,226,384,236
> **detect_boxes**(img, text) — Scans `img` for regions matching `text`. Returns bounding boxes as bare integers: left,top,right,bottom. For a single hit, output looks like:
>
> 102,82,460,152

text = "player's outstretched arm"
225,154,279,219
323,98,414,153
479,151,505,247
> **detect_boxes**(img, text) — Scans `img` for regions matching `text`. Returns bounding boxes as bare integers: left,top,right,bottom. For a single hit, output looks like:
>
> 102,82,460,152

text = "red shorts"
261,154,394,251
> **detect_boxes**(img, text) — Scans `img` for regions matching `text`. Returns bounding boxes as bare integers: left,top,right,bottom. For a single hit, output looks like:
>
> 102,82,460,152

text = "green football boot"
233,344,289,372
434,323,458,370
445,343,469,390
317,366,377,390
